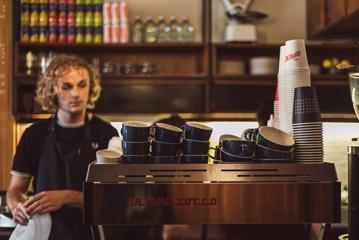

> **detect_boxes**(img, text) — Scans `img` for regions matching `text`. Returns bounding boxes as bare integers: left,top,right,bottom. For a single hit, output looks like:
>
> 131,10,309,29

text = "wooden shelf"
16,42,206,50
196,73,347,82
213,74,277,80
15,72,208,79
213,42,359,50
16,78,208,86
214,79,276,86
102,73,208,79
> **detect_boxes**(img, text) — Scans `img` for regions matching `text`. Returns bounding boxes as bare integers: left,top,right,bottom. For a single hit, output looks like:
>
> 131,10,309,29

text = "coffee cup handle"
149,125,155,138
208,147,217,159
180,125,186,139
242,129,251,141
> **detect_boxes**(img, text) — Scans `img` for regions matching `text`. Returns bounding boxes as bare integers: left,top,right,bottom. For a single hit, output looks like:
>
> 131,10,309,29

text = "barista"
6,54,118,239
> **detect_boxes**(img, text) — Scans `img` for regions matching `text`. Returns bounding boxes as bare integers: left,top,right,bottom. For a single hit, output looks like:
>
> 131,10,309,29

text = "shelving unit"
12,0,211,115
11,0,358,120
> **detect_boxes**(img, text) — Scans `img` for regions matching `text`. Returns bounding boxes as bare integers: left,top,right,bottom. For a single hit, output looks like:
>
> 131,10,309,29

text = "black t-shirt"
12,115,119,180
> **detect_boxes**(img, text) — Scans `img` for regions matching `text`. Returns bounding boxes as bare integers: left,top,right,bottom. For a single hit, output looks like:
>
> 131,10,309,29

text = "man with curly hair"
6,54,118,239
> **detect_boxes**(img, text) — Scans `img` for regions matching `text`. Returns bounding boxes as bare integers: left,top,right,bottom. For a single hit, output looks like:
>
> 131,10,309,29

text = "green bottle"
157,16,170,43
131,15,143,43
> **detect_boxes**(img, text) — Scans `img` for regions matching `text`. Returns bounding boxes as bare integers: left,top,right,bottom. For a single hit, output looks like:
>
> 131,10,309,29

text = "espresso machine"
348,66,359,240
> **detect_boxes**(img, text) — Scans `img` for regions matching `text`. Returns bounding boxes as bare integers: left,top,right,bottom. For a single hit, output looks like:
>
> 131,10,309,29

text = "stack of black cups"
181,122,213,164
121,121,151,164
150,123,183,163
292,86,323,162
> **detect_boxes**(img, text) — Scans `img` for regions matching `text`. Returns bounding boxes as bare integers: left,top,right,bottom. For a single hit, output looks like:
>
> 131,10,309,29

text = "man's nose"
71,86,79,96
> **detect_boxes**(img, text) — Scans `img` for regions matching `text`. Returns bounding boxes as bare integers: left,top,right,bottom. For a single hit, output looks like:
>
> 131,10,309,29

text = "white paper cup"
278,73,289,133
278,45,286,74
274,101,280,129
96,149,121,164
285,39,309,69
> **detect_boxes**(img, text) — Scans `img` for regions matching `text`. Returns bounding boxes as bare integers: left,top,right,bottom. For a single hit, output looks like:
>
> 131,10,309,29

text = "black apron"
36,114,96,240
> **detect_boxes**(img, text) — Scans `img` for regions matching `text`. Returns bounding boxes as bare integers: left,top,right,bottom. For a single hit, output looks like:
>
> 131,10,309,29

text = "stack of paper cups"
273,85,280,129
278,45,288,133
284,39,311,135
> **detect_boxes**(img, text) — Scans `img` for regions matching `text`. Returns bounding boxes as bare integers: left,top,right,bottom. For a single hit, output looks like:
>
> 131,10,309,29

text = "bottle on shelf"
131,15,143,43
111,0,120,43
30,0,39,42
67,1,76,43
119,1,129,43
84,0,94,43
144,16,158,43
48,0,58,43
169,16,182,42
102,0,111,43
93,2,103,43
181,16,195,42
75,1,85,43
20,0,31,42
38,2,47,43
157,16,170,43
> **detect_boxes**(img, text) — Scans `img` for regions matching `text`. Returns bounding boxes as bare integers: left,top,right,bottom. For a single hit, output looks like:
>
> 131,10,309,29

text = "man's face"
55,67,90,115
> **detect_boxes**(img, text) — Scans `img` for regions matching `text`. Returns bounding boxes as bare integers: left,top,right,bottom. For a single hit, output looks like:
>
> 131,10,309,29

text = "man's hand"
6,175,31,226
11,202,30,225
24,191,66,216
23,190,83,216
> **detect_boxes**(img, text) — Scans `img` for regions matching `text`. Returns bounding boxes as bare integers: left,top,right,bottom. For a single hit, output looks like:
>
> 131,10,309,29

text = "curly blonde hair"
35,54,101,112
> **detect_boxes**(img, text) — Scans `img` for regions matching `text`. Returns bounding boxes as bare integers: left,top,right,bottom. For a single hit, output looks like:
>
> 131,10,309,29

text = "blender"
221,0,267,42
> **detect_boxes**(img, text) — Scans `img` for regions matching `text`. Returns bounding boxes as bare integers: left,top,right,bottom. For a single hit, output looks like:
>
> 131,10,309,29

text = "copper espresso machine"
84,162,340,240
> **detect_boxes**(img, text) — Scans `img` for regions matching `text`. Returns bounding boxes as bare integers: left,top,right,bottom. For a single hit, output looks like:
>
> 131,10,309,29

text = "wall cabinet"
348,0,359,15
307,0,359,38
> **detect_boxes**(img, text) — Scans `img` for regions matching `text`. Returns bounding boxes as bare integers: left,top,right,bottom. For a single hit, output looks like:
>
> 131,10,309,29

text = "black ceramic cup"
218,134,242,147
151,140,181,156
180,154,209,164
220,149,253,163
257,126,295,151
154,123,183,143
122,155,149,164
242,128,259,142
182,138,210,155
255,144,293,160
183,122,213,141
150,155,179,164
221,139,255,158
122,141,150,155
121,121,151,142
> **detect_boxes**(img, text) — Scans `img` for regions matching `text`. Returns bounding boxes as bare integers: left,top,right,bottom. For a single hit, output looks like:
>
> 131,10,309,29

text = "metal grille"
86,162,337,183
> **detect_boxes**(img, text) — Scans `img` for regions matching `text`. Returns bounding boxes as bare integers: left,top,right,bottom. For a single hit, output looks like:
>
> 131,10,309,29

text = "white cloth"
9,213,51,240
107,136,123,154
